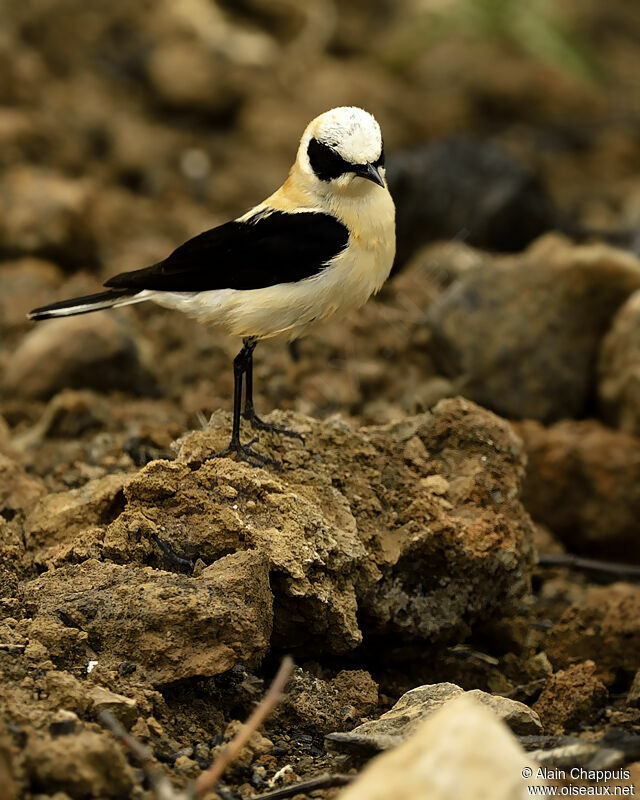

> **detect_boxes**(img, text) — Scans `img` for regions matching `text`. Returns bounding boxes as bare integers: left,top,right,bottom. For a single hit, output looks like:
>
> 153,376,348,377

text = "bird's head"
296,107,385,196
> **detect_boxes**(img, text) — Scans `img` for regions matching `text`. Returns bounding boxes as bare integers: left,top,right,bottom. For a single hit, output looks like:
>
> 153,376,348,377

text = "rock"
338,694,545,800
0,257,63,331
87,686,137,728
426,236,640,422
23,551,273,685
545,583,640,683
25,473,131,565
599,289,640,435
273,668,379,734
23,730,134,799
516,419,640,560
0,453,46,520
12,389,109,447
102,398,534,654
44,671,91,717
533,661,608,735
144,40,240,119
3,313,155,399
0,166,97,268
465,691,543,736
328,683,541,753
387,137,557,271
627,671,640,708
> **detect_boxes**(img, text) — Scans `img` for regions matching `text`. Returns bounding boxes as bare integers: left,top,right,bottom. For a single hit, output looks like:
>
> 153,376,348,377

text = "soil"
2,1,640,798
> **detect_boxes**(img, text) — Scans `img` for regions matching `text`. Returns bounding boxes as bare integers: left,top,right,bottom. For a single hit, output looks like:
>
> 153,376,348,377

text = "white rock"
328,682,541,753
338,694,546,800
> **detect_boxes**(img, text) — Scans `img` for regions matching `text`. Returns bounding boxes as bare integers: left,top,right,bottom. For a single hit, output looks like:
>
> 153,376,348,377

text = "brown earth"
3,1,640,798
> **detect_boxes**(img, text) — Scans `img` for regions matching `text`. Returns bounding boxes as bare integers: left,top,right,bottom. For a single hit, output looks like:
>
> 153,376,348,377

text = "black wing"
105,210,349,292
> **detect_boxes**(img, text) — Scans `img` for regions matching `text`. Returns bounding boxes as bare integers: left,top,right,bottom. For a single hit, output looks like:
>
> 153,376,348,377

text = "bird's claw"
243,410,305,443
214,437,280,469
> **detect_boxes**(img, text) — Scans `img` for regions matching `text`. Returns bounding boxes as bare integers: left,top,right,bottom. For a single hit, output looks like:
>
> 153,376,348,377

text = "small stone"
49,710,79,737
88,686,137,728
173,755,199,778
403,435,429,466
420,475,449,495
146,717,164,737
130,718,150,740
194,742,210,762
533,661,608,735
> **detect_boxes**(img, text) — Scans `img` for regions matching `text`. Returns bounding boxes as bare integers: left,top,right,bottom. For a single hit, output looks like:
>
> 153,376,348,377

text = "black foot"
244,409,305,442
214,437,280,469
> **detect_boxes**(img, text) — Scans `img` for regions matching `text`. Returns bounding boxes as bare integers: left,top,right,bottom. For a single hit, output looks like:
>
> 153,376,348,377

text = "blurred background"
2,0,640,491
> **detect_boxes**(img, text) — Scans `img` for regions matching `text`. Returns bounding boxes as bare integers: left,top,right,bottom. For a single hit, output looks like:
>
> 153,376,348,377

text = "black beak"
356,163,385,188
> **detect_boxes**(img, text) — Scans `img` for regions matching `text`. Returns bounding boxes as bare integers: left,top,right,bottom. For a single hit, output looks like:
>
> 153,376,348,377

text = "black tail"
28,289,138,321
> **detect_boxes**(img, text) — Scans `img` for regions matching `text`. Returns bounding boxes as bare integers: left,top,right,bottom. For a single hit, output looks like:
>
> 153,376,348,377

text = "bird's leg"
215,338,278,467
243,340,304,442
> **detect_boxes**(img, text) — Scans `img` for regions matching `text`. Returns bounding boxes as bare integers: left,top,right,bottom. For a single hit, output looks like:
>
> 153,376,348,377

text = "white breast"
148,185,396,341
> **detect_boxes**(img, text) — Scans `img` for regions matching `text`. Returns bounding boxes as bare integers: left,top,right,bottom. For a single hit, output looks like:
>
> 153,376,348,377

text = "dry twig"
98,711,180,800
100,656,295,800
537,552,640,581
195,656,294,796
252,772,354,800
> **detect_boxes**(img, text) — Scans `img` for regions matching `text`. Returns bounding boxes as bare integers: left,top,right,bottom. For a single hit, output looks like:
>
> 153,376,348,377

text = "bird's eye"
308,138,352,181
373,143,385,168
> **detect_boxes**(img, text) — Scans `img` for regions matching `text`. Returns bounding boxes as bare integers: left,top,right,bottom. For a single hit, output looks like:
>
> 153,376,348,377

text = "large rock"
599,288,640,435
25,472,131,565
338,694,545,800
328,683,541,754
387,137,557,271
426,236,640,422
545,583,640,683
3,313,155,398
100,398,535,654
23,551,273,685
516,419,640,560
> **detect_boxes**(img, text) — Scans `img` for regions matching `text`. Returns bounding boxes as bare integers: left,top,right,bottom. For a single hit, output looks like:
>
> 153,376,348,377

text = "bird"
28,106,396,466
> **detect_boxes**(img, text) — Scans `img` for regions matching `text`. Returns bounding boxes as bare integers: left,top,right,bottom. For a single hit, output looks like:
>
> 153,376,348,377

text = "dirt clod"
545,584,640,683
533,661,608,735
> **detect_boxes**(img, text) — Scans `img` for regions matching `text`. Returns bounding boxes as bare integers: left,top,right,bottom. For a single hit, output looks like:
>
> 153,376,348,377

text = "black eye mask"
307,138,352,181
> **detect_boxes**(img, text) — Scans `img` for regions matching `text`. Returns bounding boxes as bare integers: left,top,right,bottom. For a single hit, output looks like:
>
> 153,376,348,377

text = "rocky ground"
3,1,640,799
